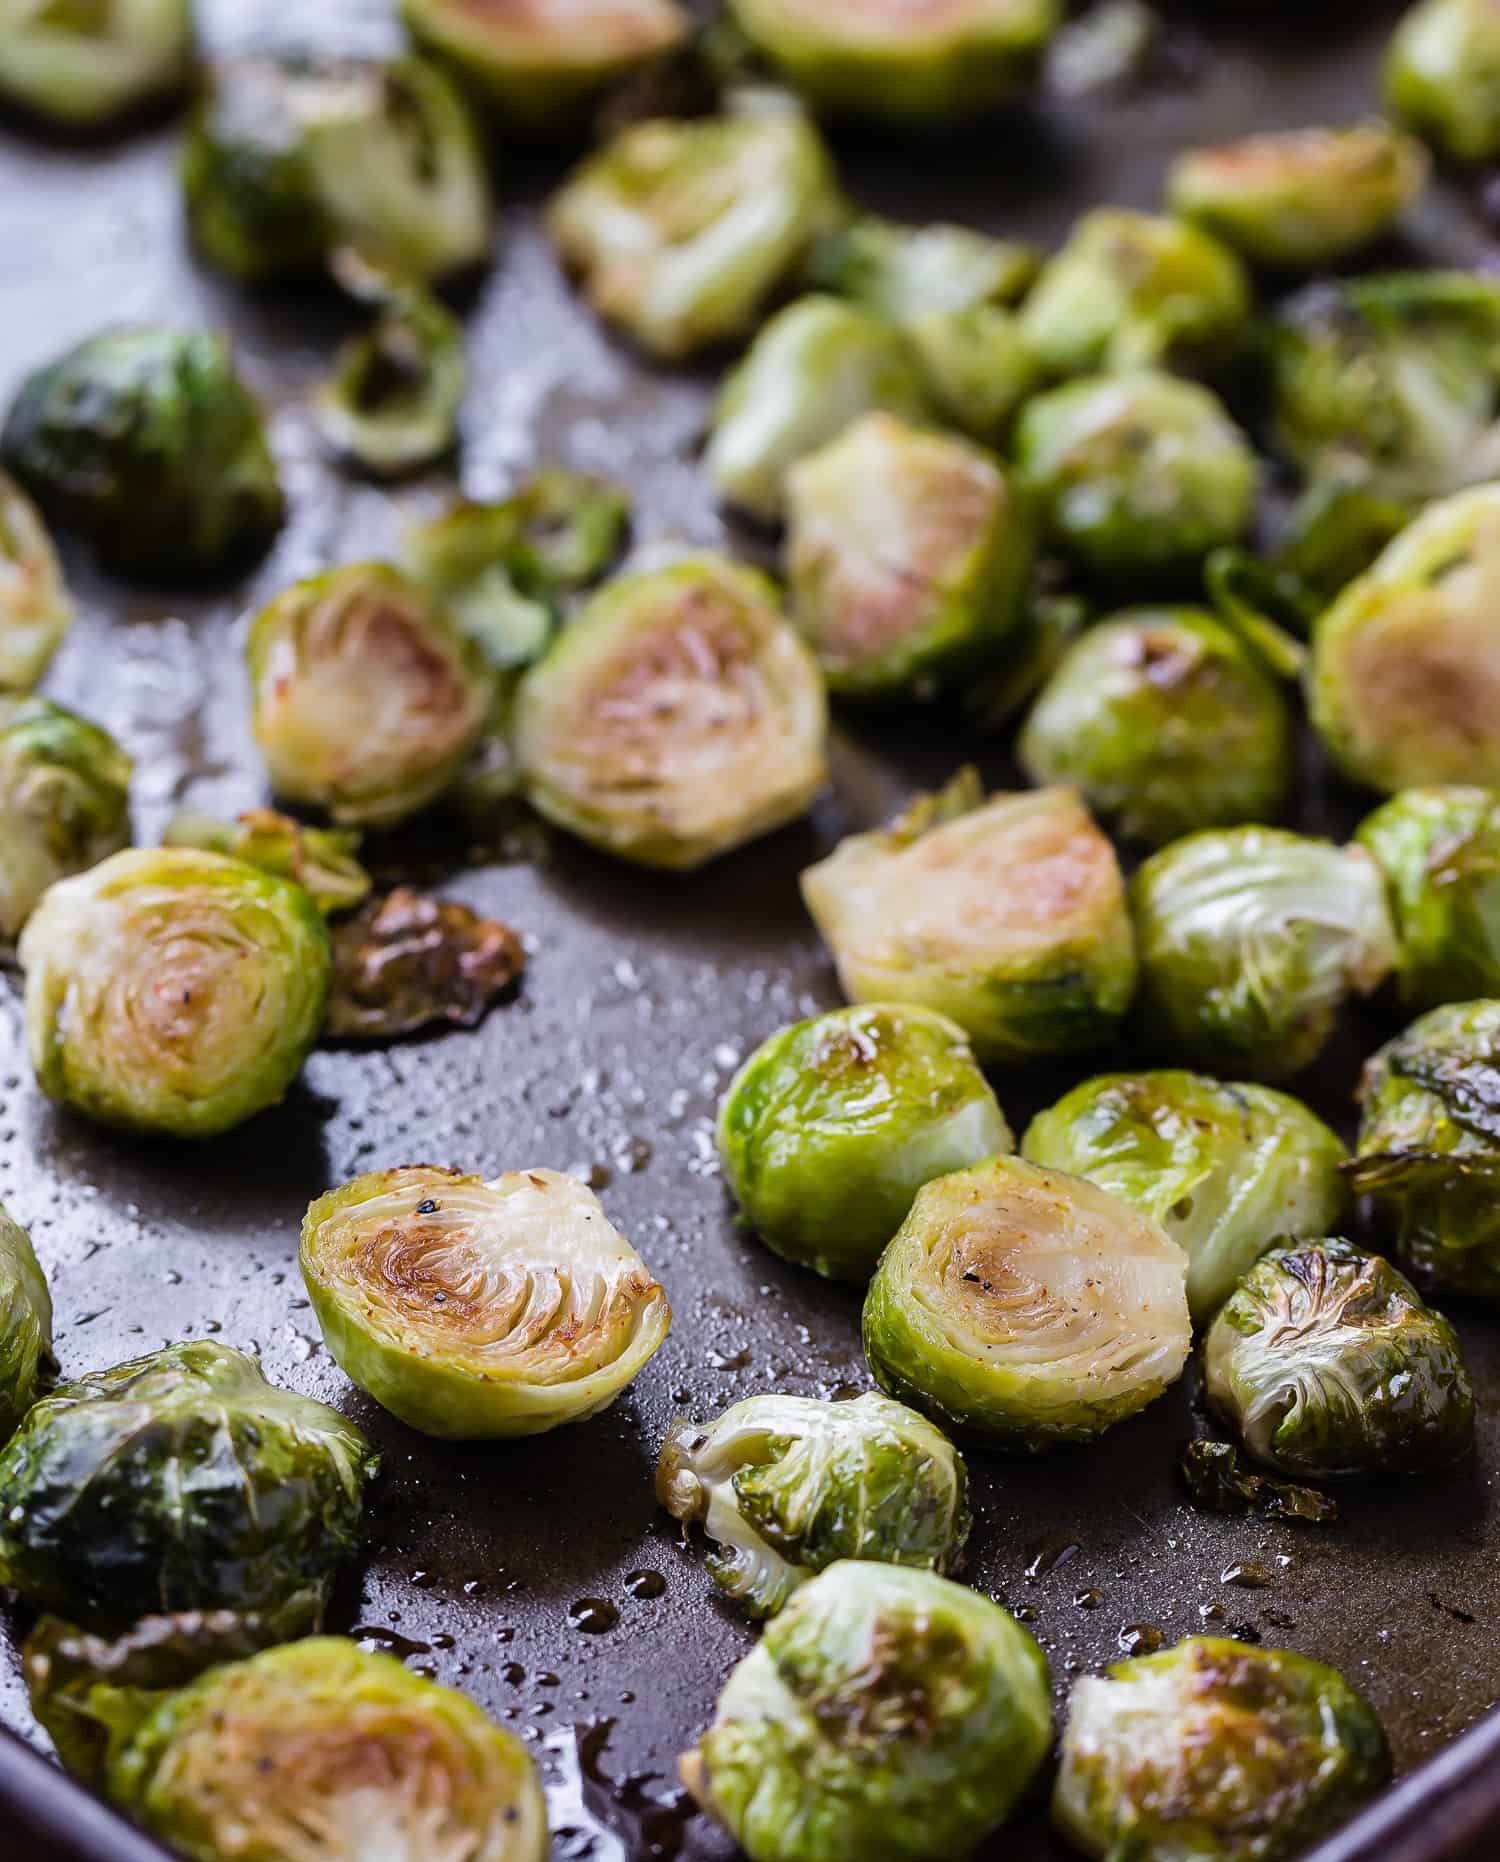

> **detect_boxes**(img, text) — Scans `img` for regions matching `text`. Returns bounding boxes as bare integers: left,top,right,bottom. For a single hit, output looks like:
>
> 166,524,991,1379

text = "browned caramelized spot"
586,591,761,745
348,595,472,727
327,887,525,1041
1347,621,1500,755
903,802,1117,943
353,1220,491,1328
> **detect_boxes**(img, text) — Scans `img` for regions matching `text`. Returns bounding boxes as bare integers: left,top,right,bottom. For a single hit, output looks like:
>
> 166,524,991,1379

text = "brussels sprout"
1349,998,1500,1299
808,215,1041,323
1,326,284,582
705,297,928,524
718,1003,1013,1282
1015,371,1257,586
864,1155,1190,1446
1308,483,1500,794
0,699,132,942
300,1166,671,1437
327,887,525,1040
109,1638,547,1862
19,847,332,1139
784,411,1032,700
247,563,495,829
315,270,466,480
1179,1439,1339,1526
1019,209,1250,379
514,554,827,869
0,1203,51,1443
547,104,842,361
0,1341,376,1631
1205,1238,1474,1478
0,471,72,692
907,304,1041,445
801,773,1136,1063
1387,0,1500,165
1053,1636,1391,1860
0,0,191,129
1022,1071,1348,1328
683,1561,1050,1862
1167,124,1429,269
162,808,370,919
1018,609,1291,848
658,1391,970,1617
1130,828,1398,1082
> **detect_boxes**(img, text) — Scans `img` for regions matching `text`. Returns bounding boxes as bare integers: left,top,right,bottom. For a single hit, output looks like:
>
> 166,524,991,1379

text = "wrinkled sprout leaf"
327,886,526,1041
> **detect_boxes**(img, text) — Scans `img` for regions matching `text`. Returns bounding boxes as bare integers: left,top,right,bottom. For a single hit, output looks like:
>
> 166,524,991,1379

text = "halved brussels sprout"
0,698,132,942
19,847,332,1139
1357,787,1500,1010
1167,124,1429,269
1019,209,1250,379
659,1391,970,1617
1022,1071,1348,1327
801,773,1137,1063
247,563,495,829
1,326,284,582
162,808,370,919
808,215,1040,322
863,1155,1191,1446
1205,1238,1474,1478
315,269,466,480
1015,371,1257,585
547,103,842,361
300,1165,671,1437
109,1639,547,1862
1130,828,1398,1081
718,1003,1013,1282
705,297,928,524
1387,0,1500,164
1019,608,1291,848
1308,483,1500,794
514,554,827,869
1054,1637,1391,1861
683,1561,1050,1862
326,887,525,1040
0,1203,51,1443
0,1341,376,1631
0,470,72,692
784,411,1032,700
0,0,191,129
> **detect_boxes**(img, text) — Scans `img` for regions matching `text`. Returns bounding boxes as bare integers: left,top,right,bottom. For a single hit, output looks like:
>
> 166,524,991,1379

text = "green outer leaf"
0,1202,52,1443
161,808,370,919
1386,0,1500,165
1179,1440,1338,1526
0,470,73,692
314,278,466,480
0,0,192,128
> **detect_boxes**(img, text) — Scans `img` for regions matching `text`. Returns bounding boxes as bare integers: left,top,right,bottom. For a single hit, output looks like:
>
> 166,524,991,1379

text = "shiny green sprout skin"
1023,1072,1348,1327
314,272,466,480
0,1203,51,1443
785,411,1032,700
162,808,371,919
301,1166,671,1438
1054,1636,1391,1862
683,1561,1050,1862
863,1156,1191,1447
0,470,72,692
802,774,1137,1063
19,847,332,1140
108,1638,547,1862
0,699,132,942
1357,787,1500,1010
658,1392,970,1618
0,0,191,129
1387,0,1500,164
718,1003,1013,1282
1,326,284,582
1019,608,1291,847
514,555,827,870
0,1341,376,1632
1205,1239,1474,1479
1130,828,1398,1082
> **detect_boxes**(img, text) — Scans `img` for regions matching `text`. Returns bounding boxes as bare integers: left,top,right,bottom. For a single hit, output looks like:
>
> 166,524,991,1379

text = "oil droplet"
1221,1561,1273,1590
1118,1624,1165,1655
350,1625,433,1660
569,1598,620,1635
1073,1587,1104,1611
1025,1536,1081,1582
626,1569,666,1600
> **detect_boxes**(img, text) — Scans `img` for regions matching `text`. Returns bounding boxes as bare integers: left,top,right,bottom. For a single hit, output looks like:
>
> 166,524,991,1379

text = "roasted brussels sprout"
314,270,466,480
0,1341,375,1631
1053,1636,1390,1860
19,847,332,1139
718,1003,1013,1282
1023,1071,1348,1327
1015,371,1257,585
0,699,132,942
683,1561,1050,1862
784,411,1032,699
547,104,842,361
1308,483,1500,794
247,563,495,829
801,773,1136,1063
514,554,827,869
0,471,72,692
1167,124,1429,269
0,0,191,129
808,215,1040,323
109,1638,547,1862
863,1155,1191,1446
301,1166,671,1437
1019,209,1250,379
162,808,370,919
659,1392,970,1617
0,1203,51,1443
1387,0,1500,165
705,297,928,524
1130,828,1398,1081
1018,608,1291,847
1205,1238,1474,1478
326,887,525,1040
1,326,284,582
907,304,1041,445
